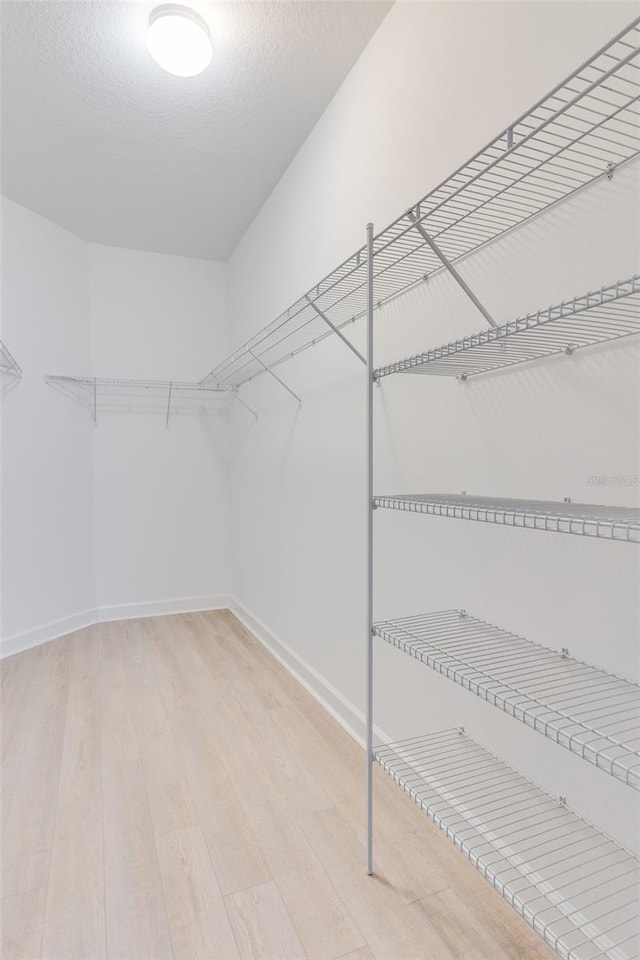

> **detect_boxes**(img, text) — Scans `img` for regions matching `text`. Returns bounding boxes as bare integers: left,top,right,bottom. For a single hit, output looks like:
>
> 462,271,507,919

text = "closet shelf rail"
373,494,640,542
200,17,640,390
374,610,640,788
374,729,639,960
374,274,640,380
45,375,227,394
0,340,22,379
45,375,228,424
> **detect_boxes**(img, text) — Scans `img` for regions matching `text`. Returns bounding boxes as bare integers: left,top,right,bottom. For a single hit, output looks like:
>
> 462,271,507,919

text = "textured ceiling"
1,1,392,259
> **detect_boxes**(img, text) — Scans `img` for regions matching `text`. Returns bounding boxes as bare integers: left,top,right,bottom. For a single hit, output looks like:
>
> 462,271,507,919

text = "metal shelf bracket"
408,205,497,329
248,350,302,408
304,294,367,366
221,383,258,420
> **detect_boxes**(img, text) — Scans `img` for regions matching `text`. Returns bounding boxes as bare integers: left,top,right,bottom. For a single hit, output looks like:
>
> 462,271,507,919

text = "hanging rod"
199,17,640,389
374,274,640,379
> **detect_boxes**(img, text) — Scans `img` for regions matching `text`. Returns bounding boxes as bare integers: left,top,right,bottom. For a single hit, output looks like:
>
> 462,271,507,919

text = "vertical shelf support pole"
366,221,374,876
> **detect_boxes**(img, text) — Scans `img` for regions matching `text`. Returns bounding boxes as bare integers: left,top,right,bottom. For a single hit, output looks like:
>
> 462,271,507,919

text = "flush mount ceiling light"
147,4,212,77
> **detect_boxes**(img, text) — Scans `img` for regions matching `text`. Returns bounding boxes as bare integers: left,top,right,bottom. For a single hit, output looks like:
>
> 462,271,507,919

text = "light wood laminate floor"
1,610,556,960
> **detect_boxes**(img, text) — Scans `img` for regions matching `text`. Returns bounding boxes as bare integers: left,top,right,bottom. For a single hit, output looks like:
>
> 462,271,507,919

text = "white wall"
1,198,96,654
1,207,231,652
90,244,230,617
226,1,640,853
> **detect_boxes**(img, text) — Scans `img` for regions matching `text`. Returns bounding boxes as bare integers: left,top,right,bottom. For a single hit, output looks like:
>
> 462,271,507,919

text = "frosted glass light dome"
147,4,212,78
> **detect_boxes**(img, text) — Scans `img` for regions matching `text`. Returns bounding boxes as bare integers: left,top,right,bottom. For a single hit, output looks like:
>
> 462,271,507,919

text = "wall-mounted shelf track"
201,18,640,390
45,375,228,425
374,729,639,960
374,275,640,380
374,610,640,788
373,494,640,542
0,340,22,379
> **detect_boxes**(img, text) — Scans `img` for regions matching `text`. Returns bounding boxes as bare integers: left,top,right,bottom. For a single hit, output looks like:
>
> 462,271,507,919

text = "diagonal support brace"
220,383,258,420
165,382,173,428
249,350,301,408
408,207,497,329
304,295,367,365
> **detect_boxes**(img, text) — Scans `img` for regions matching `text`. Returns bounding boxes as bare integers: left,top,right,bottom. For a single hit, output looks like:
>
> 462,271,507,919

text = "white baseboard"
1,594,230,658
229,594,388,748
97,594,230,623
1,608,97,659
3,592,385,756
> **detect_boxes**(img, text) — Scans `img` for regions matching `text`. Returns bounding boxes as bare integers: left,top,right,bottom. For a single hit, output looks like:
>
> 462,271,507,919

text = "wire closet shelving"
194,17,640,960
201,18,640,391
0,340,22,380
374,730,639,960
45,375,228,425
358,17,640,960
374,610,640,789
374,275,640,380
373,494,640,542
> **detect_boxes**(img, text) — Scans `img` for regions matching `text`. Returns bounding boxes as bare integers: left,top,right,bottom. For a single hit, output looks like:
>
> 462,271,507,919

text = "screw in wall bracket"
458,372,468,383
565,343,575,355
457,725,465,735
560,647,569,658
564,496,571,503
458,609,467,618
606,162,615,181
558,796,567,807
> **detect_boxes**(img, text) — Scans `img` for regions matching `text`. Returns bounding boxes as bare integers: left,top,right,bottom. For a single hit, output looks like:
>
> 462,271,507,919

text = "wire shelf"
375,729,639,960
373,494,640,542
374,610,640,789
45,375,228,424
201,18,640,388
0,340,22,379
374,275,640,380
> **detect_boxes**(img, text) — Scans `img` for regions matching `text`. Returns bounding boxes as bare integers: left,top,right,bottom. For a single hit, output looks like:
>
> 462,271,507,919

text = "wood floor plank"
226,881,307,960
256,821,365,960
102,759,173,960
69,625,99,678
125,633,198,837
41,799,106,960
156,825,239,960
368,830,449,905
300,806,455,960
1,750,23,839
0,887,47,960
171,723,271,895
57,674,101,808
1,706,66,897
99,655,139,767
407,888,513,960
147,626,271,895
1,643,43,759
337,948,376,960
